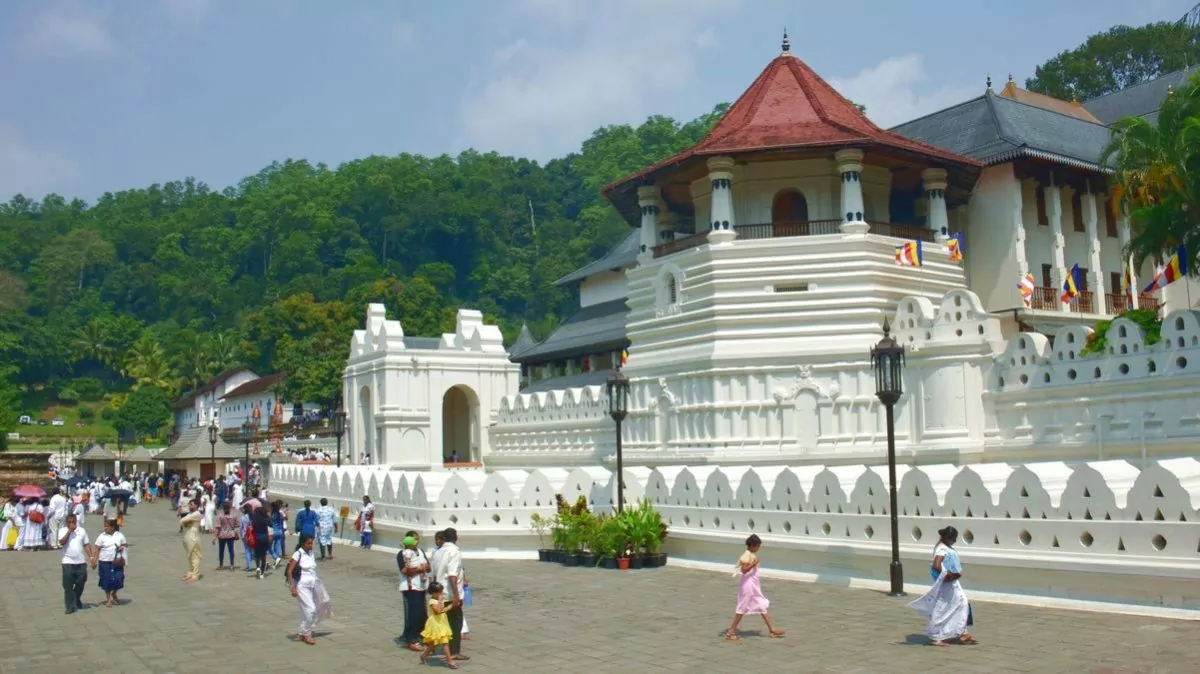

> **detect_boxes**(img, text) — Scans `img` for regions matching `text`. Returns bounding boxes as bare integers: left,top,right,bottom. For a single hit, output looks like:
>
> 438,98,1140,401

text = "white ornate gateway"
342,305,518,469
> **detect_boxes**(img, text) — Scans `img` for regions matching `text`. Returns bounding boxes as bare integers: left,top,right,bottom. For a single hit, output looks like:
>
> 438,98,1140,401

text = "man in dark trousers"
430,527,468,661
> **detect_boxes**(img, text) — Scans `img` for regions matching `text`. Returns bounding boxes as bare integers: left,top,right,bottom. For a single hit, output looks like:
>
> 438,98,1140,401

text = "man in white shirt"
430,527,468,660
48,489,68,549
59,513,92,614
359,496,375,549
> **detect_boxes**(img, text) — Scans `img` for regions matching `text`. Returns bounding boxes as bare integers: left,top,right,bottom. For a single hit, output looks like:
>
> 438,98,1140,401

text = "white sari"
908,543,971,642
201,495,215,532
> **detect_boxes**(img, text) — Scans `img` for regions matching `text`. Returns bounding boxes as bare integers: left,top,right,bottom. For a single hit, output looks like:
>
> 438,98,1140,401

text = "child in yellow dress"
419,582,457,669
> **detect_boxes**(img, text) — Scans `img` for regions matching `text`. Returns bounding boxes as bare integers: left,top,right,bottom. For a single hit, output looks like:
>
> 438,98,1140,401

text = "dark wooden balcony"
1106,293,1130,315
1138,294,1162,313
1031,287,1058,311
651,220,937,258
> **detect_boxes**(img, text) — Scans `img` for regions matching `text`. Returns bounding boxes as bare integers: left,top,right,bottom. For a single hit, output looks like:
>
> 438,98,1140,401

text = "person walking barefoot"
419,582,457,669
725,534,784,641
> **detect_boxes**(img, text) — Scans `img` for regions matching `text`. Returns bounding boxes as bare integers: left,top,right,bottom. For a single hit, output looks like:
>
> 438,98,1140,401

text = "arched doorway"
358,385,373,464
771,189,809,235
442,385,480,463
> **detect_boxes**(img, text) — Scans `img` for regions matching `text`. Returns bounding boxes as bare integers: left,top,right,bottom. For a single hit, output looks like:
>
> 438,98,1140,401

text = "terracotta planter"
617,557,631,570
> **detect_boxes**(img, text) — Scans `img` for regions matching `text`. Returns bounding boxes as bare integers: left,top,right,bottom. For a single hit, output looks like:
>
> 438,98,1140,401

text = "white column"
707,156,737,245
1119,212,1138,309
1045,183,1068,311
1081,190,1106,314
1012,179,1030,279
922,168,949,240
637,185,660,260
836,149,868,234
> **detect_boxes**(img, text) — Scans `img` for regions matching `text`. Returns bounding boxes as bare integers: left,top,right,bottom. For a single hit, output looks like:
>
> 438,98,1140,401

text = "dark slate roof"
891,92,1113,172
508,324,537,358
520,369,618,394
1084,67,1199,126
403,336,443,350
511,298,629,363
555,229,641,286
221,372,286,400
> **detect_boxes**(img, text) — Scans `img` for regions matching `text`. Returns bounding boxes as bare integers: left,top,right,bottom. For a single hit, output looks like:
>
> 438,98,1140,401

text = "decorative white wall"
343,305,519,470
269,457,1200,608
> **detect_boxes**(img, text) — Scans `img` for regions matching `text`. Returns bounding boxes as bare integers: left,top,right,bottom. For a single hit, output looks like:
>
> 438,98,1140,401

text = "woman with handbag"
91,518,127,607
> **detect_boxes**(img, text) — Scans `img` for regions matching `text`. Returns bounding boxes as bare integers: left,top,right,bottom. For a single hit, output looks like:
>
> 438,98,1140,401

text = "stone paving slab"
0,503,1196,673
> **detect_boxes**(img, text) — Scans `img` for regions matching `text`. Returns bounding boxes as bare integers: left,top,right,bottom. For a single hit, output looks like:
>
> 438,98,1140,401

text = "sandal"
960,635,979,644
724,630,740,641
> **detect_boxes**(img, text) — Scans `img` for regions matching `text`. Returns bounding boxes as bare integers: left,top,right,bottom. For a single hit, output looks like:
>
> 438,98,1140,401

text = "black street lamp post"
240,421,254,482
333,403,347,468
871,319,907,597
606,369,630,513
208,422,219,473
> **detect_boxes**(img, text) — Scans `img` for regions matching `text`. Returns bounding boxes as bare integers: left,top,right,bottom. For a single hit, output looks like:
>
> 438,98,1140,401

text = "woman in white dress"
20,499,47,550
286,535,333,645
908,526,977,646
201,490,215,533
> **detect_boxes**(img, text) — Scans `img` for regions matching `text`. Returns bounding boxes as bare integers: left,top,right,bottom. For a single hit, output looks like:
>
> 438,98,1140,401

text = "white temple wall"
966,165,1024,312
269,458,1200,609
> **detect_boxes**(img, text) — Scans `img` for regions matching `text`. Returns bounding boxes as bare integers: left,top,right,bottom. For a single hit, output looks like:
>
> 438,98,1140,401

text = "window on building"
667,275,678,305
1104,197,1118,237
1035,187,1048,226
1110,272,1121,295
1078,268,1090,293
771,189,808,225
1041,263,1052,289
1071,192,1085,232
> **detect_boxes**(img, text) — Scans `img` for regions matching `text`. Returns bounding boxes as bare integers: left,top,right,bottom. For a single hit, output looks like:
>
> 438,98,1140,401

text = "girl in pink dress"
725,534,785,640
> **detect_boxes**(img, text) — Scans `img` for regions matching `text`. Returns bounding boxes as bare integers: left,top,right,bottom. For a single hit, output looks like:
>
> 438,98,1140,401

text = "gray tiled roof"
520,368,618,394
403,336,443,350
156,426,244,461
1084,67,1199,126
511,298,629,363
508,324,537,358
891,92,1113,171
555,229,641,286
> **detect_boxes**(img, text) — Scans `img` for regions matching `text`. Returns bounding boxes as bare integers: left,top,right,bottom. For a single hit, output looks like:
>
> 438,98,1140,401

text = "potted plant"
596,516,620,569
530,513,553,562
578,511,598,568
637,500,669,567
560,495,591,566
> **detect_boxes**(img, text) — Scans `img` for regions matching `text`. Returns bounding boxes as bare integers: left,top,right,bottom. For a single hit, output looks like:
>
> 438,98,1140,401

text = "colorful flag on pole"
1141,245,1189,293
1018,272,1035,307
1060,263,1082,303
1122,256,1135,303
894,240,923,267
947,232,963,263
620,349,628,367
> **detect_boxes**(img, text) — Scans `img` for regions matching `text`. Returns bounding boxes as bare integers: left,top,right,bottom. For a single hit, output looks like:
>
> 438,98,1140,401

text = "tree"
1026,22,1200,101
114,386,172,442
1101,72,1200,272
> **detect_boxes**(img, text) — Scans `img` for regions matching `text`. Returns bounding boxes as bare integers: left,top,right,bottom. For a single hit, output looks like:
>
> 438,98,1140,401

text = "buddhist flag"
1060,263,1082,303
1141,245,1188,293
894,240,923,267
947,232,963,264
1017,272,1035,307
1122,256,1135,303
620,350,628,367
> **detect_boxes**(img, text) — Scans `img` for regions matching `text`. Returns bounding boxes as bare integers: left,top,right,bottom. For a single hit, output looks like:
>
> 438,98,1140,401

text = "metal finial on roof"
1008,73,1013,83
986,74,993,92
781,28,790,53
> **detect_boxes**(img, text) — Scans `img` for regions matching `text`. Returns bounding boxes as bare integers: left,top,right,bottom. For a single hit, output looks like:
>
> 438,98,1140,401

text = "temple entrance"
199,462,216,481
442,385,480,463
359,385,373,463
771,189,810,235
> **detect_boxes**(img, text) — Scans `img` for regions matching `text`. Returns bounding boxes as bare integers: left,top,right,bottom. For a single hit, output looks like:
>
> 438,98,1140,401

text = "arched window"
772,190,808,226
667,275,678,305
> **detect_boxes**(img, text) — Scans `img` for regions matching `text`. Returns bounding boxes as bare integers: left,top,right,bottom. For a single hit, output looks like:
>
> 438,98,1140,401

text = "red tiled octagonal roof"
604,53,982,213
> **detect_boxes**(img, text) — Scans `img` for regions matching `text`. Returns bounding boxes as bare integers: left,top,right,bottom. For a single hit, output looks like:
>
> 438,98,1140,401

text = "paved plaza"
0,504,1196,673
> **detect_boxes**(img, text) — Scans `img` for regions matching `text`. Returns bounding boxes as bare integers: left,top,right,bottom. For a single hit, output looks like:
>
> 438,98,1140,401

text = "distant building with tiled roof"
1083,66,1200,126
998,75,1102,124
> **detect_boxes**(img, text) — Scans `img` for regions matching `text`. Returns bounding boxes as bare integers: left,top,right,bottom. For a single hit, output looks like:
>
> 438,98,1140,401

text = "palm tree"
1100,72,1200,271
122,336,179,394
72,319,113,369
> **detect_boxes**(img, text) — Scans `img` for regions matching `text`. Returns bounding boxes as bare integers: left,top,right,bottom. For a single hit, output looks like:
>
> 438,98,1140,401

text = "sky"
0,0,1196,202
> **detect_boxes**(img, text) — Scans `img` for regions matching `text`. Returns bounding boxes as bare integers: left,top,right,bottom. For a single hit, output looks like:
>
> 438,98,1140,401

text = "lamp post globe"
871,319,906,597
333,403,347,468
208,421,219,470
606,369,630,513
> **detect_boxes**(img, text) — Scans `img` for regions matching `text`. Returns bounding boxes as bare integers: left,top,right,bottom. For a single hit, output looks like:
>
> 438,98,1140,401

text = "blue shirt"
295,508,319,537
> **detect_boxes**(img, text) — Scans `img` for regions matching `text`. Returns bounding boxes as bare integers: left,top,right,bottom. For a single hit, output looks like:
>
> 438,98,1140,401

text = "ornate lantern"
606,370,630,422
870,320,905,405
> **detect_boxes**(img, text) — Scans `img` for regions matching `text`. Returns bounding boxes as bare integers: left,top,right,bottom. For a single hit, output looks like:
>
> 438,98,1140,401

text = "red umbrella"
12,485,46,499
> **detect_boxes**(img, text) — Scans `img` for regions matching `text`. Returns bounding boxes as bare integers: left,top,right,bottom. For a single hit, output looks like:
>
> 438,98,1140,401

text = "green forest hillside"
0,106,727,447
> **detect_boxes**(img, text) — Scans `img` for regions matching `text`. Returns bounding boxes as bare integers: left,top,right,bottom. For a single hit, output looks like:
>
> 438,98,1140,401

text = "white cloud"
18,9,116,58
0,127,79,200
828,54,976,128
458,0,741,160
161,0,214,27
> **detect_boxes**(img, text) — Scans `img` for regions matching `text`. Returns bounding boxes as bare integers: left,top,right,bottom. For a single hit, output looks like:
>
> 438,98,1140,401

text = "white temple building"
275,39,1200,610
